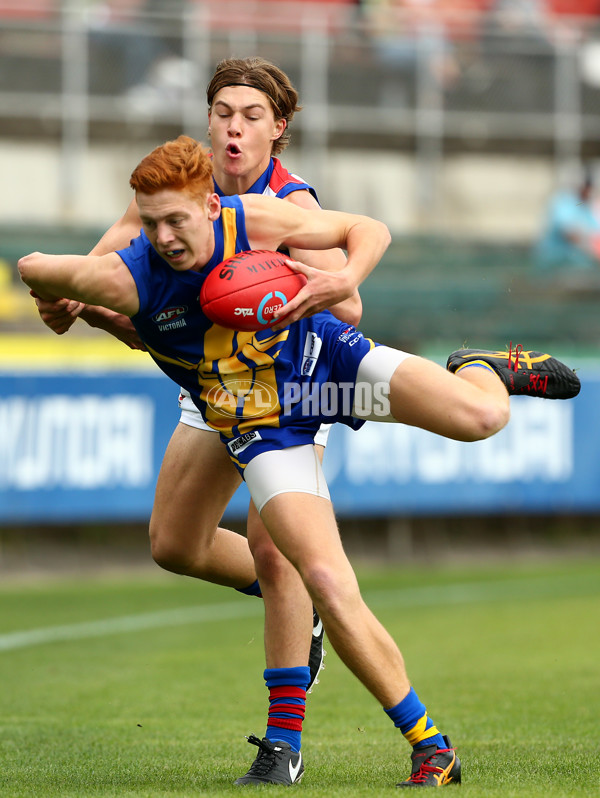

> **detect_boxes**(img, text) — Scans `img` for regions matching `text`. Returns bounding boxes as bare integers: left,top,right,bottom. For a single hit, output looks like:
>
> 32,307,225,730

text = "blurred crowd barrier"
1,0,599,216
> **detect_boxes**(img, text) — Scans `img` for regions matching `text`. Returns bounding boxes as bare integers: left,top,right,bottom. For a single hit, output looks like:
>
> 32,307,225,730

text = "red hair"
130,136,214,204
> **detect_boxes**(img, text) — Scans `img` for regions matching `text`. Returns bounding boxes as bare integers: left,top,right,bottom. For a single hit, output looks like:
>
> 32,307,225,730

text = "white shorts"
178,389,332,447
228,346,414,513
352,345,412,421
244,444,331,514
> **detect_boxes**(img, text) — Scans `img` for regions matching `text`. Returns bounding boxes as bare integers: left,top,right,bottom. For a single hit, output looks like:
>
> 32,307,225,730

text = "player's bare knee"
250,537,293,585
480,399,510,438
466,401,510,441
149,530,200,576
300,561,357,618
150,536,186,574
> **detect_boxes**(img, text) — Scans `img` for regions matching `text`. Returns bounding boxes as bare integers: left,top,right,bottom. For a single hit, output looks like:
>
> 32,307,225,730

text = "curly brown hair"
207,57,301,155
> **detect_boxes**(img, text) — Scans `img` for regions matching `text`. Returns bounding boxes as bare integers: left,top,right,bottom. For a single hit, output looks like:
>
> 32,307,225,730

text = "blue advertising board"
0,367,598,524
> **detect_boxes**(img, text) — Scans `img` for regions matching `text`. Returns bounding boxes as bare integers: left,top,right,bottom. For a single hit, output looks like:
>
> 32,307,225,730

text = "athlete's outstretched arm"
30,198,145,349
243,194,391,327
19,251,139,318
284,189,362,326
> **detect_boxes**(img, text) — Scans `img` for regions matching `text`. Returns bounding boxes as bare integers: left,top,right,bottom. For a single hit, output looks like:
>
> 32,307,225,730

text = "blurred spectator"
547,0,600,17
0,0,53,18
544,0,600,52
88,0,184,95
484,0,551,42
358,0,490,107
535,169,600,272
196,0,354,34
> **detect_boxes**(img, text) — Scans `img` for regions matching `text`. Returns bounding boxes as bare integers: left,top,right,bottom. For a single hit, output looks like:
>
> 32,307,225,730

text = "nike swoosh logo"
312,619,323,637
288,753,303,782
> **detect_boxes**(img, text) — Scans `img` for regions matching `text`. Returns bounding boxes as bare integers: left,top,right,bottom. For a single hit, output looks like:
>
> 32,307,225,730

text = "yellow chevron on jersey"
144,341,198,372
197,361,283,436
197,319,289,435
146,325,287,437
221,205,238,257
192,202,289,435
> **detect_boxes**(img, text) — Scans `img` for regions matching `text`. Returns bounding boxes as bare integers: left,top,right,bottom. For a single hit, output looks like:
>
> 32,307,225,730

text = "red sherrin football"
200,250,307,331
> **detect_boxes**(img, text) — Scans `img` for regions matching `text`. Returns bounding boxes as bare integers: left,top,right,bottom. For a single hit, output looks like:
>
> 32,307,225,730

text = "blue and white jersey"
213,156,319,203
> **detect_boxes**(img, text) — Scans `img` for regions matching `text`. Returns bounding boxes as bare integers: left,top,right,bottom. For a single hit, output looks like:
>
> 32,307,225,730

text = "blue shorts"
220,313,376,473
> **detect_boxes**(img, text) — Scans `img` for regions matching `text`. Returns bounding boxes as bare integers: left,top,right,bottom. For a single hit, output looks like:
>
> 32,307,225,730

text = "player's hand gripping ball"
200,250,307,331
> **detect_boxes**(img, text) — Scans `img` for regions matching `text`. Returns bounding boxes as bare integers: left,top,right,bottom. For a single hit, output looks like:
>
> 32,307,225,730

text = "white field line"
0,573,595,653
0,602,262,652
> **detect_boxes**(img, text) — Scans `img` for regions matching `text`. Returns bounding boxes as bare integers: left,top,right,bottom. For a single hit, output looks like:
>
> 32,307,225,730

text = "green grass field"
0,556,599,797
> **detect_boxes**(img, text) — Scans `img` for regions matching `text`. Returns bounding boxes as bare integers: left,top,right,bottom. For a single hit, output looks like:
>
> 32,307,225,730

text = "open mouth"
226,142,242,156
165,249,185,260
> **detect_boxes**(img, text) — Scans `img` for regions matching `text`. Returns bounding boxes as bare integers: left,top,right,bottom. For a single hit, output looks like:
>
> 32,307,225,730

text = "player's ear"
272,118,286,143
206,193,221,220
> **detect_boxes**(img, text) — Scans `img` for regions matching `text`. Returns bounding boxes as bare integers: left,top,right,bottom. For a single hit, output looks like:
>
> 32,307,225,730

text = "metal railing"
1,0,599,218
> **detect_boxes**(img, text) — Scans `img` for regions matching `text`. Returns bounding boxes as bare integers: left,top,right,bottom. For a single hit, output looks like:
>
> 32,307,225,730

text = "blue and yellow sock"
263,666,310,753
454,360,498,377
384,687,446,750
